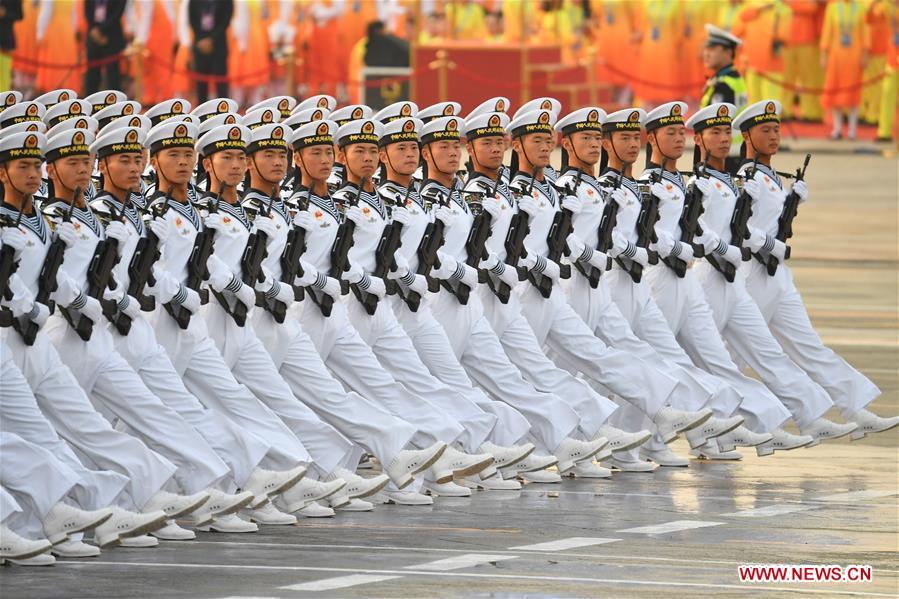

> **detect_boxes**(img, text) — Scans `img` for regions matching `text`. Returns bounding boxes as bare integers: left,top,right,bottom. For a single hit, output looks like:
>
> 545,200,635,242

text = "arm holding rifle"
749,154,810,276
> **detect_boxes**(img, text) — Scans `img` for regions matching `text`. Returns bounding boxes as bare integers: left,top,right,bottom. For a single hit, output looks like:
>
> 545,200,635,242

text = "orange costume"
589,0,638,87
861,0,890,121
12,0,40,81
783,0,826,120
682,0,718,90
300,1,343,96
634,0,686,104
229,0,271,94
35,0,85,95
133,0,177,105
732,0,792,107
820,0,871,109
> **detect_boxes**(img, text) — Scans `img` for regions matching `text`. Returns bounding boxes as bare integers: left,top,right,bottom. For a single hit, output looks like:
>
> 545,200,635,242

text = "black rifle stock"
231,187,275,326
537,170,581,297
280,189,308,306
759,153,810,275
663,161,707,277
36,189,79,344
317,180,360,317
591,169,623,287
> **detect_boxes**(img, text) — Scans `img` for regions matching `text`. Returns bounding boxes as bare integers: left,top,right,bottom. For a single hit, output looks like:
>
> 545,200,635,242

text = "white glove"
178,287,201,314
536,255,562,282
715,243,744,267
28,302,50,328
103,282,125,304
746,227,768,253
630,246,649,267
482,196,502,220
204,213,227,232
609,230,629,258
206,253,234,292
292,210,314,231
233,281,257,310
117,295,143,320
252,214,277,238
674,241,696,264
358,274,386,299
50,272,81,307
653,231,676,258
430,252,458,280
0,226,27,257
79,296,104,323
261,277,294,305
566,233,586,258
5,274,35,317
390,206,411,227
586,249,610,270
148,218,168,244
435,205,455,227
792,180,808,203
742,178,761,200
694,227,720,254
458,263,479,289
146,266,180,303
294,259,319,287
561,195,582,214
57,221,78,248
480,254,518,289
607,188,627,208
105,220,129,244
518,252,537,271
341,262,364,284
388,254,410,279
317,275,342,300
694,178,712,197
769,238,789,261
401,272,429,296
517,195,539,216
651,181,678,203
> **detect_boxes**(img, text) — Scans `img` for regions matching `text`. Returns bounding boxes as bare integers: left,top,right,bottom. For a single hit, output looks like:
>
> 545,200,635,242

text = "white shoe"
461,477,522,491
554,437,608,473
800,417,858,446
119,535,159,547
520,469,562,483
278,478,347,513
385,442,447,489
190,489,255,527
850,409,899,440
51,538,100,557
690,441,743,460
478,442,534,479
197,513,258,533
357,454,375,470
499,454,558,478
0,526,53,561
333,469,390,500
295,501,335,518
423,480,472,497
428,446,494,484
599,425,653,453
334,498,374,511
568,462,613,478
604,456,658,472
42,502,113,544
756,428,815,456
640,446,689,467
7,553,56,566
243,502,297,525
142,490,210,520
684,415,745,449
93,507,167,549
652,406,713,443
380,490,433,505
151,520,196,540
716,425,773,452
243,465,307,508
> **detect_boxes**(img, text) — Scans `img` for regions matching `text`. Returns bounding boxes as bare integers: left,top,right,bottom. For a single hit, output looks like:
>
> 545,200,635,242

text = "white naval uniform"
461,172,618,440
147,192,312,472
337,180,497,452
419,177,580,453
740,162,879,419
91,191,271,488
380,179,533,448
691,166,832,428
196,194,357,478
242,187,419,470
638,166,791,433
39,199,229,495
1,486,22,526
292,186,467,450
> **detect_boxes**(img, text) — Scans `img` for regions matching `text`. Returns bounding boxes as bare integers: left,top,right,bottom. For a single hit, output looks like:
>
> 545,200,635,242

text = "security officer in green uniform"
700,24,747,172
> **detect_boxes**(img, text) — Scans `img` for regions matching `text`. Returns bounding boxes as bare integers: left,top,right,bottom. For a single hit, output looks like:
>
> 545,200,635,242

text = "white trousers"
1,486,21,524
694,261,833,428
746,261,879,418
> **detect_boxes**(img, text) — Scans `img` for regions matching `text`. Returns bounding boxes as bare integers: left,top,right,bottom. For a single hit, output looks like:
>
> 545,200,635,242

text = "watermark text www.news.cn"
739,564,873,583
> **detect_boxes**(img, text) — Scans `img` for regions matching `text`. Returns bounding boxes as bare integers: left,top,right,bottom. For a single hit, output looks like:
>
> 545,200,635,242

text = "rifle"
664,161,707,277
718,157,756,283
759,153,810,276
503,172,536,289
620,168,662,283
0,199,26,328
461,177,500,305
122,189,169,323
538,171,582,297
588,169,623,287
28,189,79,345
231,187,275,326
317,179,360,317
409,187,449,311
360,185,408,315
280,188,308,307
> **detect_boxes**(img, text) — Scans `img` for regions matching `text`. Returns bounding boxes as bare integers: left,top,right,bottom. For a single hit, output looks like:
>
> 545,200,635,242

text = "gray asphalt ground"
2,147,897,598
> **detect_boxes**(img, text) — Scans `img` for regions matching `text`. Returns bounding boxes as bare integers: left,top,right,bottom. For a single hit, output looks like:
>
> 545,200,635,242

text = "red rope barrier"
5,51,121,70
752,68,887,94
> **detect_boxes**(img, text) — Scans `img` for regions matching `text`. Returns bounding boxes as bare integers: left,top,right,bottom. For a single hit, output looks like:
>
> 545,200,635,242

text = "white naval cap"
374,101,419,123
102,113,152,134
294,95,338,114
246,96,296,119
90,126,146,158
732,99,781,132
705,24,742,49
417,102,461,123
241,107,281,130
0,101,45,129
644,101,688,133
94,101,142,129
0,91,22,112
45,128,94,163
329,104,374,126
44,99,92,127
283,107,331,130
466,97,510,120
191,97,239,122
685,102,735,132
168,113,200,127
146,119,198,155
33,88,77,108
335,118,382,147
506,109,556,139
291,119,338,149
513,97,561,120
46,115,99,138
379,116,422,146
196,123,251,157
84,89,128,113
555,107,606,136
602,107,646,133
420,115,464,144
198,112,241,137
462,111,509,140
0,131,45,163
247,122,290,154
0,120,47,136
145,98,192,125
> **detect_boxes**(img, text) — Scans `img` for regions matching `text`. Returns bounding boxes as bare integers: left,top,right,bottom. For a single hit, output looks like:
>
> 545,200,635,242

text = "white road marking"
510,537,620,551
407,554,517,571
618,520,724,535
814,490,897,502
56,562,898,597
723,504,819,518
281,574,402,592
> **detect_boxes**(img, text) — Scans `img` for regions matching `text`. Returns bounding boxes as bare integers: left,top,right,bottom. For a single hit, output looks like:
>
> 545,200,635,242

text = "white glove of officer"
204,213,227,232
435,205,456,227
179,287,201,314
479,254,519,288
517,195,539,216
481,195,503,220
206,253,234,292
675,241,696,264
535,254,562,282
401,272,429,296
342,262,364,284
345,205,369,227
358,274,387,299
694,177,712,197
50,271,82,307
714,243,744,267
117,294,143,320
746,227,768,253
232,281,257,310
518,252,537,271
430,252,458,280
0,226,27,257
457,263,479,289
388,254,410,279
148,217,169,244
607,188,628,208
105,220,129,245
390,206,411,227
609,230,629,258
586,249,610,270
146,266,180,303
5,273,35,317
791,180,809,203
252,214,277,238
561,195,582,214
653,231,676,258
566,233,586,258
651,181,678,203
694,227,720,254
294,259,319,287
78,296,104,323
292,210,314,231
57,221,79,248
103,282,125,304
315,275,342,300
742,178,761,200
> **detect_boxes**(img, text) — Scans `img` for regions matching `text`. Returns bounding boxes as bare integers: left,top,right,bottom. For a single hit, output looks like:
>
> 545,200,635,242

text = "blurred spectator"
84,0,127,94
364,20,409,67
862,0,889,124
732,0,791,112
188,0,233,103
36,0,83,95
447,0,487,40
0,0,22,91
783,0,825,122
485,9,504,42
419,10,448,43
820,0,870,140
